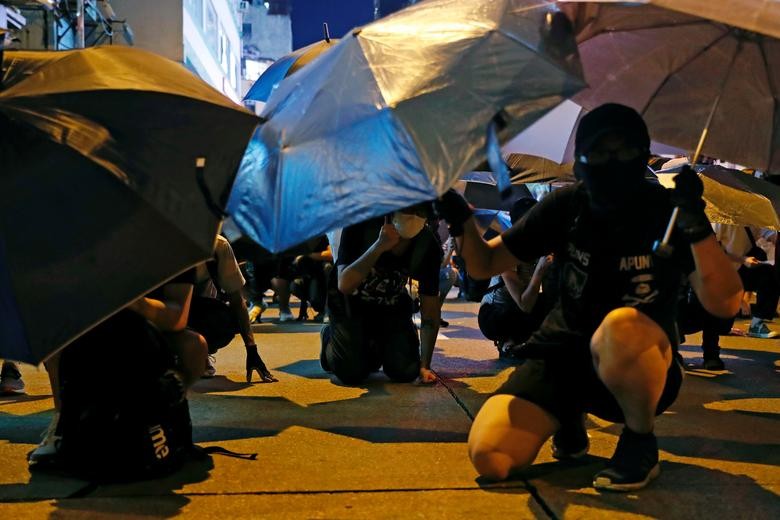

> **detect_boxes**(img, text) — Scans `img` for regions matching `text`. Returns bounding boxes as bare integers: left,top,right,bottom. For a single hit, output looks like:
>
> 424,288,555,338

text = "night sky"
290,0,413,49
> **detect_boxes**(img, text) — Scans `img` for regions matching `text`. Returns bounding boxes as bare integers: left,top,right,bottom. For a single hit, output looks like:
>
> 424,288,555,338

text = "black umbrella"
0,46,259,364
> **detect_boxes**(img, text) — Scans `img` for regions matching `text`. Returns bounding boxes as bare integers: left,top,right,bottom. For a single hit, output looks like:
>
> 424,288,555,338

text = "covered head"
573,103,651,212
392,202,430,239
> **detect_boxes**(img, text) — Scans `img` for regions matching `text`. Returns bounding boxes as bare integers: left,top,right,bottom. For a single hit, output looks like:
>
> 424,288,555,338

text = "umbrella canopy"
560,0,780,171
228,0,585,253
244,38,339,103
656,165,780,229
506,153,575,184
0,46,259,364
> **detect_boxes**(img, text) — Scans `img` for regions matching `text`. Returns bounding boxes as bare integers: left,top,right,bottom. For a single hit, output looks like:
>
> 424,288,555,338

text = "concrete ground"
1,297,778,519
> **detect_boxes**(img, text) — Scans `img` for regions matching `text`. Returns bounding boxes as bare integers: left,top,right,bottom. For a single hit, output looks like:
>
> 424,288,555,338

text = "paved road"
1,298,778,518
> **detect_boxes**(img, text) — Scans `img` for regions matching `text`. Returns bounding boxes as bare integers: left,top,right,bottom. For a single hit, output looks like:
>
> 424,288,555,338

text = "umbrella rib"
593,19,712,39
758,39,780,169
637,29,733,117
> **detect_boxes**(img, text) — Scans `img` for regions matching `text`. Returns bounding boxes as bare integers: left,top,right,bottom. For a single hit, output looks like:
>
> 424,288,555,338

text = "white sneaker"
28,412,61,465
0,362,25,395
747,320,779,339
279,309,295,322
203,355,217,378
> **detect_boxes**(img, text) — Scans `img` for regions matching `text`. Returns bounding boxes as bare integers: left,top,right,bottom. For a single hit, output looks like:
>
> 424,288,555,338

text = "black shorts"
495,337,684,424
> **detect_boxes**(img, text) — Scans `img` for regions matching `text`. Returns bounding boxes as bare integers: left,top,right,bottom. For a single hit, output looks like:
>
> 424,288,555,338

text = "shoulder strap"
745,227,758,248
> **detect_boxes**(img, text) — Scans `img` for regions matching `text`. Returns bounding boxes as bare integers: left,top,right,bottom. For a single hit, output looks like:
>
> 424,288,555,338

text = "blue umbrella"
228,0,585,253
244,25,337,103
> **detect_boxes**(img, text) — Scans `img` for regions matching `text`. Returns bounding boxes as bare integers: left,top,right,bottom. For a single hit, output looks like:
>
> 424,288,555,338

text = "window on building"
242,22,252,38
185,0,203,28
204,0,219,58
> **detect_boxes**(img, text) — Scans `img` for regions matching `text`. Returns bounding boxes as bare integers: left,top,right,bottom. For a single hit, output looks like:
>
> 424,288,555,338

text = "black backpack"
52,310,196,482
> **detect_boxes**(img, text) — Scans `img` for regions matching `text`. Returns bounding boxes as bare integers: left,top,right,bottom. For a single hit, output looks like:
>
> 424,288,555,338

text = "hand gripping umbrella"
228,0,585,253
560,0,780,256
0,46,259,364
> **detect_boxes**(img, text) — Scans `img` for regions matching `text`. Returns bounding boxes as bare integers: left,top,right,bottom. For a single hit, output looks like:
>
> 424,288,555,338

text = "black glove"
433,189,473,237
670,165,712,244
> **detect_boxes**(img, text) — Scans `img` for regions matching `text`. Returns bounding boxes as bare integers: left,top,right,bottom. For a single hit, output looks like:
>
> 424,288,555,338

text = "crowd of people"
3,103,778,492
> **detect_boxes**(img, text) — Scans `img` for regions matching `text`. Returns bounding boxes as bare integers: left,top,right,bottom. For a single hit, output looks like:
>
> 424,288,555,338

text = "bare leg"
272,277,292,315
590,307,672,433
468,394,559,480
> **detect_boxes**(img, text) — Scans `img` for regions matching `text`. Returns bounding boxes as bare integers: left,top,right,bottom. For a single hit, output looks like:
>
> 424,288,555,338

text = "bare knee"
591,308,671,383
592,308,668,360
470,450,517,481
468,395,557,481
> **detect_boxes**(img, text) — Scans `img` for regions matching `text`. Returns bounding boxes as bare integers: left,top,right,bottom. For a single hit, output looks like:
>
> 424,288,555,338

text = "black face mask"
574,156,647,214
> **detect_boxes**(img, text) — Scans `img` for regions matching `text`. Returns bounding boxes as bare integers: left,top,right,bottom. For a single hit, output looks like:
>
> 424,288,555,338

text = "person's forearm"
228,291,255,346
691,235,744,318
338,242,385,294
419,318,439,369
518,273,543,313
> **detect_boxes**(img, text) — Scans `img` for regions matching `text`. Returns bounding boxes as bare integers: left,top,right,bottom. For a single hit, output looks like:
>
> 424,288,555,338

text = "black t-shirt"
501,182,695,345
337,218,442,306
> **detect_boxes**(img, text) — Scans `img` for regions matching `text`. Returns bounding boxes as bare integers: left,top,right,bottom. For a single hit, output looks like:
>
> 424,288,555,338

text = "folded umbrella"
0,46,259,364
228,0,585,253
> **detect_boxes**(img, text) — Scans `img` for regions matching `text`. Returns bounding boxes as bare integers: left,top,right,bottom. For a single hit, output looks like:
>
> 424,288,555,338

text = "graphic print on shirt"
621,268,660,307
357,266,407,305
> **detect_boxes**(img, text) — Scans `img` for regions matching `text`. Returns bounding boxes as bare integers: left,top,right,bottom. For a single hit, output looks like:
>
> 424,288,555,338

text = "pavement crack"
523,479,559,520
435,372,557,519
434,371,475,421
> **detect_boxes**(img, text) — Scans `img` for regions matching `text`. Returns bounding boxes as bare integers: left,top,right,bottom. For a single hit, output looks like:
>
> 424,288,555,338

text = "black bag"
188,296,239,354
54,311,195,482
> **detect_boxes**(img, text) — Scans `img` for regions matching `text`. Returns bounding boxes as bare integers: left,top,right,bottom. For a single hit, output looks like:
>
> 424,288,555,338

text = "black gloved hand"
670,165,712,244
433,189,473,237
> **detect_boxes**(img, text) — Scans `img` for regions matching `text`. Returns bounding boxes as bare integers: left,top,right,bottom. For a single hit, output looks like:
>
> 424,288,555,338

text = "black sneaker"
703,356,725,371
552,419,590,460
593,428,660,492
319,325,332,372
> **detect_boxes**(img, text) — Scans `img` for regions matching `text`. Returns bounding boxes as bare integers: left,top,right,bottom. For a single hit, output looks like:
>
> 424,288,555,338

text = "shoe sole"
593,463,661,492
747,333,779,339
552,445,590,461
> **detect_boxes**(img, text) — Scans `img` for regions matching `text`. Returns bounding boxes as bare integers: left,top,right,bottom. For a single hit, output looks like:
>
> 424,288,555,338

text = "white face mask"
392,212,426,239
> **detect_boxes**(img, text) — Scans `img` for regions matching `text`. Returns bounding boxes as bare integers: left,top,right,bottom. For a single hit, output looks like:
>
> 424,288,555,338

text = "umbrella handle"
196,159,228,219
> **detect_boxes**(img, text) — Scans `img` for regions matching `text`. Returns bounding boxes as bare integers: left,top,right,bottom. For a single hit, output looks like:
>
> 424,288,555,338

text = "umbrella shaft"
662,207,679,245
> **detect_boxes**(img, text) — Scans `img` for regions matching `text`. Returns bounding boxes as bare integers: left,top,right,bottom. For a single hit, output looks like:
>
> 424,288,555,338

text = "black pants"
739,264,780,320
478,300,544,345
323,300,420,385
678,290,735,358
290,257,330,313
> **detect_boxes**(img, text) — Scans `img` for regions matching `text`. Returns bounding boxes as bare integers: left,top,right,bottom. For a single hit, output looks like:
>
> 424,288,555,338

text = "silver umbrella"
228,0,585,252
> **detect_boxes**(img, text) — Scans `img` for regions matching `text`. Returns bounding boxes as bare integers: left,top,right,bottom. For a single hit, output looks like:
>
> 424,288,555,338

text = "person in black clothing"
478,197,556,356
321,204,442,385
436,104,743,491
